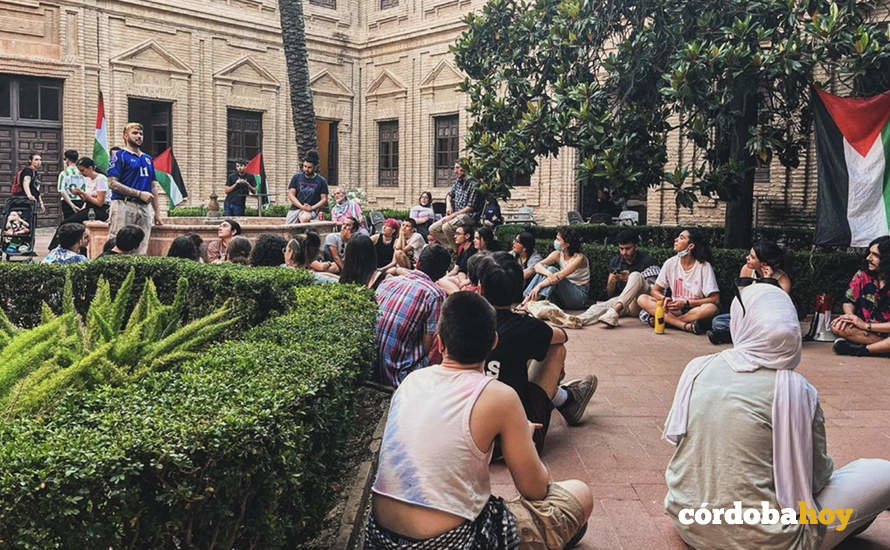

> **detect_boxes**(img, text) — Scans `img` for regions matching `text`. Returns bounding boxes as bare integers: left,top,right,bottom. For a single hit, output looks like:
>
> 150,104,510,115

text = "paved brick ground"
491,321,890,549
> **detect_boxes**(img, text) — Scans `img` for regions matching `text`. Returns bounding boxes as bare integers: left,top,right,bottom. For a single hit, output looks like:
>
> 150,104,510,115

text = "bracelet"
868,322,873,332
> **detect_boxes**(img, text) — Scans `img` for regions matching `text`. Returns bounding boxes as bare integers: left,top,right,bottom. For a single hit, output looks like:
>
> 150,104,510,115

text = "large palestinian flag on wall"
154,147,188,208
814,87,890,247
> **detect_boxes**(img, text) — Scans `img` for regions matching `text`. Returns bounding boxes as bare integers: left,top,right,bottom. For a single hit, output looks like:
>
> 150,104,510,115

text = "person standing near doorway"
223,159,256,217
14,152,46,214
57,149,85,219
107,122,163,255
286,150,328,224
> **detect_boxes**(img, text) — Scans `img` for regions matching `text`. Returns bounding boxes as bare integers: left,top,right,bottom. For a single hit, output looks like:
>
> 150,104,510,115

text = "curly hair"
249,233,286,267
556,226,582,256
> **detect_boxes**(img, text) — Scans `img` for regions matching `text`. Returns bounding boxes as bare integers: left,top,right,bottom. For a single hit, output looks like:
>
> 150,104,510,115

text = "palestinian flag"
814,87,890,247
245,152,268,205
154,147,188,207
93,92,109,173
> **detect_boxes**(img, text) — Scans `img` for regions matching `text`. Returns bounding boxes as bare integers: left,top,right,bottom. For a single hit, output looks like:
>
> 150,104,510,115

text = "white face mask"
677,248,690,258
553,239,562,252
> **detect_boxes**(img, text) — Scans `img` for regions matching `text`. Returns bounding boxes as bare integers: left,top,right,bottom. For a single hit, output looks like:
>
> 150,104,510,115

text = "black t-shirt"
608,250,658,292
225,171,252,207
456,244,477,274
484,309,553,407
375,235,394,268
16,167,40,199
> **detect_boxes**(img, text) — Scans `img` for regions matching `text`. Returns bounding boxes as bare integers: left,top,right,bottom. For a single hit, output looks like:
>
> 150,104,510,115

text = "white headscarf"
663,283,818,510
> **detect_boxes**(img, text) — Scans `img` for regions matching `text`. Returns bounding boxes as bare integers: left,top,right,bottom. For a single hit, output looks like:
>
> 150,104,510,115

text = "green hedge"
496,223,816,251
378,208,411,220
0,284,378,549
169,203,290,217
527,240,859,316
0,257,314,329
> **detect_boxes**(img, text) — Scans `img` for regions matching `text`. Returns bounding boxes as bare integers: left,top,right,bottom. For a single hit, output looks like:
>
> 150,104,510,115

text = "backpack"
10,168,24,195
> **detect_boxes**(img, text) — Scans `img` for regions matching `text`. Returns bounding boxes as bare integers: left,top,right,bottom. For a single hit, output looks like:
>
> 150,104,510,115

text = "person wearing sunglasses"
664,282,890,550
707,241,793,345
637,228,719,334
832,236,890,356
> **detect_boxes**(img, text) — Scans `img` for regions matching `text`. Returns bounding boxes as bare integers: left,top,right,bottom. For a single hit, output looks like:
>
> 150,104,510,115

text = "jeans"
711,313,731,334
524,266,589,310
223,202,244,216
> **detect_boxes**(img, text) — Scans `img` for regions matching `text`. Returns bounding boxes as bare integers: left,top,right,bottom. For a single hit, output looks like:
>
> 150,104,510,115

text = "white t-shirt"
86,173,111,205
655,255,719,300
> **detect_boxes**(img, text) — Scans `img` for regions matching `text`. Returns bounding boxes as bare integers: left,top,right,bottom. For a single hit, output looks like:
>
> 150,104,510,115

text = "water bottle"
655,287,671,334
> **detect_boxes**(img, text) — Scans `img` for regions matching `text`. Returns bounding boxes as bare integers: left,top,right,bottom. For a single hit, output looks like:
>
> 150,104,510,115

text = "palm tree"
278,0,318,159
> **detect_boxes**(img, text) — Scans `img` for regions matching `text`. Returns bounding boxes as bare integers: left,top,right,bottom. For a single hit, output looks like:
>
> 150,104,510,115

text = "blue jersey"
107,149,155,199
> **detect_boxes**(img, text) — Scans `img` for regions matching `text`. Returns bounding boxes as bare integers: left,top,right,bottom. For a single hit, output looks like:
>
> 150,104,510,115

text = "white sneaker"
599,308,620,327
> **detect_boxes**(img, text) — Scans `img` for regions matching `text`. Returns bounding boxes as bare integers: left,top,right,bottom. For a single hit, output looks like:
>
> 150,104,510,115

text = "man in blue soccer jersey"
107,122,162,255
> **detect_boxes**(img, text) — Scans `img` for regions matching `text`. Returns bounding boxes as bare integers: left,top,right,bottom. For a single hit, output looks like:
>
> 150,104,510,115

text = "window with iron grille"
378,120,399,187
381,0,398,8
309,0,336,9
434,115,459,187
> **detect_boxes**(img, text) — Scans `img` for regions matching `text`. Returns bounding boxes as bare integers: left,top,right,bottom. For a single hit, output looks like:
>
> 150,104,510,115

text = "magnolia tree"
453,0,890,247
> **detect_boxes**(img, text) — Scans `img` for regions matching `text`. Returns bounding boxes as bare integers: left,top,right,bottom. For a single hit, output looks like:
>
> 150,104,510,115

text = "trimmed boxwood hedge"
0,283,377,549
496,223,816,251
525,240,860,316
169,204,290,217
0,256,314,329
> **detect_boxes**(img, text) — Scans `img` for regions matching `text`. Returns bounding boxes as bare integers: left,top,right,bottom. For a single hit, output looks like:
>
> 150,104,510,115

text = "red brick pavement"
490,321,890,549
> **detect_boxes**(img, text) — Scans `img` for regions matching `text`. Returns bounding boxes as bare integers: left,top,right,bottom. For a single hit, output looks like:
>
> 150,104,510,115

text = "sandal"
685,320,704,335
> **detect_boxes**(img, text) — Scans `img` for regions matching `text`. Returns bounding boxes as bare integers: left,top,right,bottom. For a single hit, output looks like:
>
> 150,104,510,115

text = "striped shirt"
374,270,446,386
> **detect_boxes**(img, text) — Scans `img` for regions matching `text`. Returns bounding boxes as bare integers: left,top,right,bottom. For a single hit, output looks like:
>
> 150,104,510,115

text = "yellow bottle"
655,288,670,334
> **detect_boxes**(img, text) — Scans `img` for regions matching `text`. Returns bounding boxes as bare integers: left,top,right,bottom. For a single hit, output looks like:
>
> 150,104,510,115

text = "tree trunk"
278,0,318,160
722,91,758,249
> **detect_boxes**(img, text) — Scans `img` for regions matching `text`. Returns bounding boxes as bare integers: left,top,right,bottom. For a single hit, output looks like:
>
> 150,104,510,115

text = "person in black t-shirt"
14,152,46,213
285,150,328,224
223,159,256,216
481,252,598,454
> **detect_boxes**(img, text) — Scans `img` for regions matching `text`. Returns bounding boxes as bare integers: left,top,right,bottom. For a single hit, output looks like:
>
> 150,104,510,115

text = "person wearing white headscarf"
663,282,890,550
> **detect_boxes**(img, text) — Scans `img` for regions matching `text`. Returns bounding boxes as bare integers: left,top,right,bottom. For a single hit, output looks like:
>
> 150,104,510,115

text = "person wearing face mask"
522,226,590,310
831,235,890,356
637,228,720,334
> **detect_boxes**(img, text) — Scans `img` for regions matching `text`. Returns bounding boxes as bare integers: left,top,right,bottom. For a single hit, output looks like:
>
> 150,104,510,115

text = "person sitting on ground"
302,231,338,274
249,233,286,267
207,219,242,263
101,237,116,256
523,226,590,310
578,229,660,327
97,224,144,257
370,218,399,270
437,224,478,294
389,218,426,273
185,233,207,263
167,235,200,261
831,236,890,356
367,291,593,549
664,281,890,550
708,240,793,345
43,222,90,265
340,234,387,289
410,191,436,238
637,228,719,334
323,216,357,272
512,231,543,282
283,238,337,282
482,252,597,454
374,244,451,386
330,187,367,232
224,235,252,265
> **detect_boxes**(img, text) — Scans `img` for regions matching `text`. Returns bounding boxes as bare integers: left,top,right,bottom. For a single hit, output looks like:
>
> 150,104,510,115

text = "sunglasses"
733,277,781,316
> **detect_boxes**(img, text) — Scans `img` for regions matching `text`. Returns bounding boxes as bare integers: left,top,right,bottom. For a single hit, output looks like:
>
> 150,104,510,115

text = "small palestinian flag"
245,152,268,205
154,147,188,208
93,92,109,173
814,87,890,247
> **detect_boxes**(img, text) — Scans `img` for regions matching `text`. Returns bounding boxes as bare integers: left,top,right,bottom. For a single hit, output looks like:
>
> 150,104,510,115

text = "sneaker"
557,375,598,426
565,521,588,548
833,338,869,357
707,329,732,345
639,310,652,325
599,308,620,327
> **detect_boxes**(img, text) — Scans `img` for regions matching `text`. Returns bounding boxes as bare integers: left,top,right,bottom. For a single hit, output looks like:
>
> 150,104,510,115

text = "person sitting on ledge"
482,252,597,455
43,222,90,265
577,229,659,327
637,228,719,334
97,224,144,257
330,187,367,233
708,240,793,345
664,281,890,550
285,150,328,224
832,236,890,357
224,235,251,265
249,233,285,267
207,219,242,263
366,291,593,549
523,226,590,310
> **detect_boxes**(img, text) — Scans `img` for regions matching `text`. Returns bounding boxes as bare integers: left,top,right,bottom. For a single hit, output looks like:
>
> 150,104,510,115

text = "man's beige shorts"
505,483,586,549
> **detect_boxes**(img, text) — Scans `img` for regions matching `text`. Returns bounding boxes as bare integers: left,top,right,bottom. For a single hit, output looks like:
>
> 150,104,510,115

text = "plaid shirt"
449,177,482,218
375,270,446,386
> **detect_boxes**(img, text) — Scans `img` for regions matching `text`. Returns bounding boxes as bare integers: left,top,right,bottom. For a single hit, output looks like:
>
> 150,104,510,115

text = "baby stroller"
1,197,38,262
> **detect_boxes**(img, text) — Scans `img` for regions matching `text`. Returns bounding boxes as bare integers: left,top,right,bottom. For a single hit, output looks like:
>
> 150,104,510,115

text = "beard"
126,137,142,150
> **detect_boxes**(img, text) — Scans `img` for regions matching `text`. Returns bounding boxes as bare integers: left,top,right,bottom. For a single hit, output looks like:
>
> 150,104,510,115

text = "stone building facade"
0,0,579,227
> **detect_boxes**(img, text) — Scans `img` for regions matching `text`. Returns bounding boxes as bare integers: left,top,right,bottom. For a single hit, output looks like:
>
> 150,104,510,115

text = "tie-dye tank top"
372,365,494,521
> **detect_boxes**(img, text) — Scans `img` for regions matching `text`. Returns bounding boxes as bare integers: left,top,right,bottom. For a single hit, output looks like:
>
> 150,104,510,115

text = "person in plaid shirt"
375,244,452,386
429,159,484,252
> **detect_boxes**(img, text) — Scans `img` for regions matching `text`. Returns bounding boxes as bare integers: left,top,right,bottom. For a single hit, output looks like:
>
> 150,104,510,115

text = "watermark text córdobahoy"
678,502,852,531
